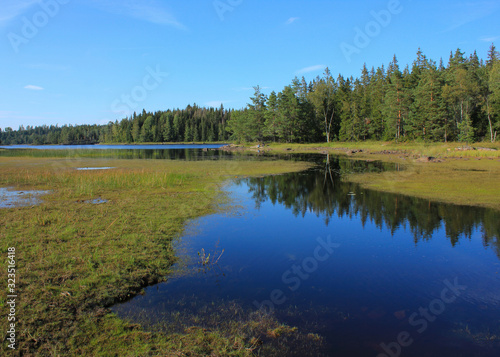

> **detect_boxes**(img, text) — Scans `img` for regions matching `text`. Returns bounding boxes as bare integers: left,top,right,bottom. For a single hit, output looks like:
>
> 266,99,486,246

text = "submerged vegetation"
0,153,311,356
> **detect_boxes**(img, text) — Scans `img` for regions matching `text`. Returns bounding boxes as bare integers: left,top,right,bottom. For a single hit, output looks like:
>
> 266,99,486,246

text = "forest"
1,45,499,145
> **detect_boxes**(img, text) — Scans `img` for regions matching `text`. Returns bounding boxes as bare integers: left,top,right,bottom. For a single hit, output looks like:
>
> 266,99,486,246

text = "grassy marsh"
0,154,312,356
258,141,500,159
251,142,500,211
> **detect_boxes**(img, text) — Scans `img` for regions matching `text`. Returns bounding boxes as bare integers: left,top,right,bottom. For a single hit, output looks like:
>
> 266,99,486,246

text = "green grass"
237,141,500,211
258,141,500,159
344,157,500,211
0,155,312,356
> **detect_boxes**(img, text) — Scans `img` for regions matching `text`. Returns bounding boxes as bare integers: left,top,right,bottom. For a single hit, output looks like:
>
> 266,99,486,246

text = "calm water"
0,144,227,150
0,144,232,161
112,156,500,357
0,187,51,208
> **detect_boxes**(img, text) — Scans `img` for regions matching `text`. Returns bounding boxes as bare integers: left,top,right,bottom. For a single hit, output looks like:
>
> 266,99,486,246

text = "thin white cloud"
205,101,232,108
442,1,500,32
285,17,299,25
232,87,254,92
90,0,186,30
0,0,39,26
296,65,326,75
25,63,70,71
24,85,44,91
480,36,500,42
232,86,270,92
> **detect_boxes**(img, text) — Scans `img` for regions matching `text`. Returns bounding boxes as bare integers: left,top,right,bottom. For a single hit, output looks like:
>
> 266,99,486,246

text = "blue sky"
0,0,498,130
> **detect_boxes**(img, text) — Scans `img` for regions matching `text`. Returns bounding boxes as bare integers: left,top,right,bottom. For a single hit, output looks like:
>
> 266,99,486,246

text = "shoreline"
222,142,500,211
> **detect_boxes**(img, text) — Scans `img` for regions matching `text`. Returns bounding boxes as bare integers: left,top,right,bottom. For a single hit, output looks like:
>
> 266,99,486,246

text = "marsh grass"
0,155,311,356
258,142,500,211
343,158,500,211
117,298,327,357
262,141,500,159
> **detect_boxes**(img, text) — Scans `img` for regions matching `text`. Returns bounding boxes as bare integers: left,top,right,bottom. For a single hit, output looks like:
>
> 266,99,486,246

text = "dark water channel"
0,144,229,160
107,154,500,356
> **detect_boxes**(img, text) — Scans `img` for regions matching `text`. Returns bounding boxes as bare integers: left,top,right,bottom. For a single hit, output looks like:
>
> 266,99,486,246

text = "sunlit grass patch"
344,158,500,211
256,142,500,211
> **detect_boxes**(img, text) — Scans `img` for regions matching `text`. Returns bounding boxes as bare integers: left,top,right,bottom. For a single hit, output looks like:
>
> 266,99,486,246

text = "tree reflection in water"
238,154,500,258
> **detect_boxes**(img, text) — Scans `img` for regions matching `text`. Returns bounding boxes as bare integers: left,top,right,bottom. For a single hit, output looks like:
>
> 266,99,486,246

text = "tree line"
228,45,500,143
1,45,499,145
0,105,231,145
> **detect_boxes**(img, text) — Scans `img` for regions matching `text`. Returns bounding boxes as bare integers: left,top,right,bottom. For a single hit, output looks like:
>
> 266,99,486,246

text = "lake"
0,144,227,150
0,144,239,161
110,153,500,356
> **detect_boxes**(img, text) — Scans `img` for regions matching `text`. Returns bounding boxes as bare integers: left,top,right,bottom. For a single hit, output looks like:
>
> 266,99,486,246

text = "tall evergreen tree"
489,60,500,141
409,60,447,140
247,86,268,142
383,56,406,141
264,91,279,142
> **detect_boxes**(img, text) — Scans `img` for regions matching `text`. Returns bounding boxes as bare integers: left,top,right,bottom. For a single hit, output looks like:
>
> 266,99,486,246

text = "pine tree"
338,76,355,141
247,86,268,142
383,56,406,141
162,113,173,142
489,60,500,141
277,86,300,143
409,60,446,140
131,119,141,142
172,114,182,142
486,43,499,67
139,116,154,142
442,49,481,142
368,66,386,139
264,91,279,142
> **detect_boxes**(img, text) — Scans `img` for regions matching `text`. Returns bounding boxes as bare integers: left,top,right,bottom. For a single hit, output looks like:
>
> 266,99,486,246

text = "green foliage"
1,105,230,145
2,45,499,146
308,68,338,142
490,61,500,140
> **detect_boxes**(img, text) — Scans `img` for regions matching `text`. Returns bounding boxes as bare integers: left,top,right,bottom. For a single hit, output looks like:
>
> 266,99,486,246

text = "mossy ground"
0,154,312,356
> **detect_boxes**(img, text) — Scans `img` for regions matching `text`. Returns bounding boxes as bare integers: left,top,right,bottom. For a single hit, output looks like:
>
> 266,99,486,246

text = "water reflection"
0,147,232,160
112,154,500,357
240,155,500,257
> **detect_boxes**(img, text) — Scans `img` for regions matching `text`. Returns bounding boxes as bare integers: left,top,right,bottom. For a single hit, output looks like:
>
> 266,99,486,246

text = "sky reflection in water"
113,155,500,357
